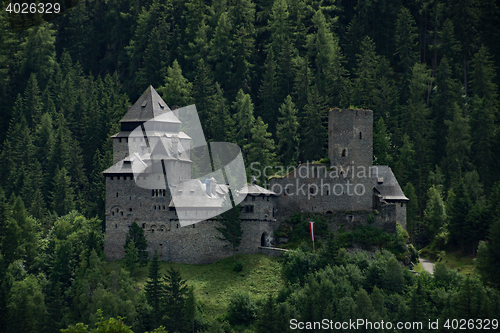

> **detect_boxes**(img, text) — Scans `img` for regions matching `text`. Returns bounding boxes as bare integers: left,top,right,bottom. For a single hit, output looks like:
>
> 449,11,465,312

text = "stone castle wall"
104,175,280,264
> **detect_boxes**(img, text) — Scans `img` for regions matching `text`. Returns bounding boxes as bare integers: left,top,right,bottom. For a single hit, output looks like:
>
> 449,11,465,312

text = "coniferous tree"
276,96,300,167
124,222,148,265
232,89,256,150
258,49,279,132
431,57,460,165
163,267,188,333
373,118,392,165
50,167,75,216
469,46,498,185
395,7,419,104
444,103,471,185
352,36,380,109
216,202,242,261
210,12,233,96
210,82,234,143
244,116,276,180
23,74,43,129
423,185,446,240
300,85,327,162
145,251,162,329
307,9,345,107
158,60,193,107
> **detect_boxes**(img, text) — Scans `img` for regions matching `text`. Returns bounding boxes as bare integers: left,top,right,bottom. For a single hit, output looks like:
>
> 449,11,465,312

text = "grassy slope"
105,254,284,318
419,242,476,276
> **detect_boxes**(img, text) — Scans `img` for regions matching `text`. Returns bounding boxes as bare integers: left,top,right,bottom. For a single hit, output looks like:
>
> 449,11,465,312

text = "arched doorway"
261,232,268,247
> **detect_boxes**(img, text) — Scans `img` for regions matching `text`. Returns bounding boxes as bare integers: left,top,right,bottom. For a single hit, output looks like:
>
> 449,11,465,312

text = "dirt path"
419,258,435,274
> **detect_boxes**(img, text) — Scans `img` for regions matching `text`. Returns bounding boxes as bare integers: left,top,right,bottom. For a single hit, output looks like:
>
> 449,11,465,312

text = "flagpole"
309,221,315,253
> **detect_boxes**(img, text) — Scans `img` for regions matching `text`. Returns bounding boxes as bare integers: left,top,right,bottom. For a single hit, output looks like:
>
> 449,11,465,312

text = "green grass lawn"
105,254,284,318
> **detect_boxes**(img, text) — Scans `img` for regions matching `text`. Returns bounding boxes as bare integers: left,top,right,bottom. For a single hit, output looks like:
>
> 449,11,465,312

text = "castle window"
112,212,115,216
252,196,255,202
119,138,122,143
116,208,119,212
163,189,166,196
310,187,314,194
327,190,329,195
120,211,123,216
193,224,195,228
110,176,113,180
152,190,154,196
341,149,347,157
129,208,132,211
142,223,146,228
177,224,179,228
245,205,254,213
359,132,362,139
266,196,269,201
160,243,163,246
401,202,404,207
115,224,117,228
163,205,165,210
116,192,119,197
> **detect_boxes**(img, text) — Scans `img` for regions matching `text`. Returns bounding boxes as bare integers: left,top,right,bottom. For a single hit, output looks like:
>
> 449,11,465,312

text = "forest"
0,0,500,332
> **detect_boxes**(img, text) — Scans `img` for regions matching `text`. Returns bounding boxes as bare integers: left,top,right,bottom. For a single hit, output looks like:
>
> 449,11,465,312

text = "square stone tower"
328,108,373,210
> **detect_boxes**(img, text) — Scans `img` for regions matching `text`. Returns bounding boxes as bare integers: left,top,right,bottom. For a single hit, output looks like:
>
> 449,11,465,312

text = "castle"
103,86,408,264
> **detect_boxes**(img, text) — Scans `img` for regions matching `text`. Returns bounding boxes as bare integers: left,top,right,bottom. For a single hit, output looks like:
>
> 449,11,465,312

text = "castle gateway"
103,86,408,264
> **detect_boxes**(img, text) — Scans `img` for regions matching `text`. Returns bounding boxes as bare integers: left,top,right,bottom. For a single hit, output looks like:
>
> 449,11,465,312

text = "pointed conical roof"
120,85,181,123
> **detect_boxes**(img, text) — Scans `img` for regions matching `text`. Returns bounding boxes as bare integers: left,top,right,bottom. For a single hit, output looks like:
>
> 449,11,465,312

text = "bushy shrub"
226,292,256,326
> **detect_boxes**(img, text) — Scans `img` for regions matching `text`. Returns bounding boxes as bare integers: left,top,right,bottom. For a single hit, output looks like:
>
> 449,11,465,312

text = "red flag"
309,222,315,242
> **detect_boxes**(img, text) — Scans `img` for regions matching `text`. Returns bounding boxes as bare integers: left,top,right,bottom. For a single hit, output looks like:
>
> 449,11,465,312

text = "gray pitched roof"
120,85,180,123
169,179,227,208
239,183,278,196
372,166,409,201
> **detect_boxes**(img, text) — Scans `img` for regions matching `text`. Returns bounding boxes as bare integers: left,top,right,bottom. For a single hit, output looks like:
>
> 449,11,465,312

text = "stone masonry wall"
104,175,280,264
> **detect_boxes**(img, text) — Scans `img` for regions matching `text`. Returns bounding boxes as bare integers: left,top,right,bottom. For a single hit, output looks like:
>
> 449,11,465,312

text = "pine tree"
145,251,162,329
258,49,279,132
276,96,300,167
300,85,328,162
307,9,345,107
163,267,188,332
395,7,419,104
352,36,380,109
210,12,233,95
210,83,234,143
244,117,276,181
124,222,149,265
192,58,215,137
216,203,243,261
431,57,460,165
23,74,43,129
447,181,472,250
158,60,193,107
232,89,256,149
444,103,471,185
50,167,75,216
469,46,498,185
423,185,446,240
373,118,392,165
124,241,138,276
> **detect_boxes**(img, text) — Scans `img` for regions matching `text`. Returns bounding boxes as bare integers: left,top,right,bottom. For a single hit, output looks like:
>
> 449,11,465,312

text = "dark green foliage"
162,267,189,333
124,222,148,265
215,203,243,261
145,251,162,328
226,292,256,327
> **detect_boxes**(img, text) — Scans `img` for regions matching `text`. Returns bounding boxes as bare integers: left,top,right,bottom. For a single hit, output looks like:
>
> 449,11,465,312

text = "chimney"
171,134,179,157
